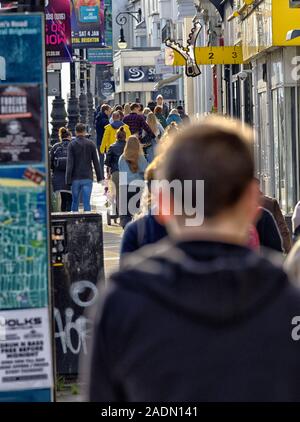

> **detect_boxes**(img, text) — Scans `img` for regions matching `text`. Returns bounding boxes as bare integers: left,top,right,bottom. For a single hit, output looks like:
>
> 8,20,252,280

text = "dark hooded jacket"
95,111,110,149
87,240,300,402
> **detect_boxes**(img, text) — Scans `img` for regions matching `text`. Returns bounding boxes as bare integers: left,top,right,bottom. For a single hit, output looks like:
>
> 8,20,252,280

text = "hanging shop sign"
273,0,300,45
0,13,54,403
100,80,115,98
165,18,244,77
45,0,72,63
124,66,157,83
71,0,105,49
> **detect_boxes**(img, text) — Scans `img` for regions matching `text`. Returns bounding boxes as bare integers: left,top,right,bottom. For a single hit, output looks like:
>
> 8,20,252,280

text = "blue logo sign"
79,6,99,23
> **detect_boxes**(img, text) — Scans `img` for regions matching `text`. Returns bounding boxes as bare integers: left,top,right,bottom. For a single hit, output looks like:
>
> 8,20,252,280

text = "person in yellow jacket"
100,111,131,154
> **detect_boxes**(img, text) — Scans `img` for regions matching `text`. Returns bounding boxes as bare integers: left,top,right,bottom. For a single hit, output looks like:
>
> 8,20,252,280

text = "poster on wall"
0,85,42,164
0,13,53,402
71,0,105,48
45,0,72,63
0,308,53,392
87,0,112,64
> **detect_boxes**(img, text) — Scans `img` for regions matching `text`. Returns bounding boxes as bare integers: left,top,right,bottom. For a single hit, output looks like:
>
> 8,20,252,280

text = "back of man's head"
159,117,255,223
130,103,140,112
75,123,87,136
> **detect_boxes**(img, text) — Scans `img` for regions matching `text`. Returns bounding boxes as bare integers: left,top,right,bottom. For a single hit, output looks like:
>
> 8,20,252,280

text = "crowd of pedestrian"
49,95,185,220
85,112,300,403
49,96,300,401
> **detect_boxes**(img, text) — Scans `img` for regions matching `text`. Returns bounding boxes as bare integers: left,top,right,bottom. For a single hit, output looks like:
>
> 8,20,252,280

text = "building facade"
113,0,182,106
182,0,300,215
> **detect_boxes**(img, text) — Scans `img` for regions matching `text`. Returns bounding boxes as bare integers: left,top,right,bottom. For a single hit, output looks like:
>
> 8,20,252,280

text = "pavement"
91,181,122,276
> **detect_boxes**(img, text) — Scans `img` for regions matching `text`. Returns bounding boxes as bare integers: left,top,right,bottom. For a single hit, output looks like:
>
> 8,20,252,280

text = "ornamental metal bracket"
165,17,202,78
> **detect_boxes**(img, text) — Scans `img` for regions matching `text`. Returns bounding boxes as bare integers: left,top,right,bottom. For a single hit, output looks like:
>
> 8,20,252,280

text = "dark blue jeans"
71,179,93,212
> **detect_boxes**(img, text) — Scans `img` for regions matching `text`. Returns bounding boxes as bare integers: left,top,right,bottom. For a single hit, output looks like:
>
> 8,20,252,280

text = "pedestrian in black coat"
256,207,283,252
86,118,300,402
95,104,111,149
95,104,111,173
49,127,72,212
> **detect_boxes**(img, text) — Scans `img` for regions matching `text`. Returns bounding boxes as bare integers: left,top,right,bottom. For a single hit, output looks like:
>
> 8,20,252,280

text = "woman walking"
105,126,128,218
154,105,167,128
166,108,182,126
145,112,164,163
50,127,72,212
118,136,148,228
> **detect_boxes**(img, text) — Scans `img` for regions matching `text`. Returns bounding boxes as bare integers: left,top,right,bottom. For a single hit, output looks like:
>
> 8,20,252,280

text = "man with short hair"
156,94,169,118
87,117,300,402
66,123,102,212
177,105,190,124
123,103,154,139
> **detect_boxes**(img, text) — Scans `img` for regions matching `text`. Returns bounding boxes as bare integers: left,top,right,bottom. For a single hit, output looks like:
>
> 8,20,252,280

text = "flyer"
0,308,53,392
0,85,42,164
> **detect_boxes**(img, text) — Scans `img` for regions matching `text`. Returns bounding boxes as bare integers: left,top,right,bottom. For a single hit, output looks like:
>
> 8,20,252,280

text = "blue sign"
0,14,54,403
0,15,44,84
87,47,113,64
79,6,99,23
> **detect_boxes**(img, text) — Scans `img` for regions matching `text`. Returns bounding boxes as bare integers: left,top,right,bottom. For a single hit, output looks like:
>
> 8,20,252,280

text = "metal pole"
79,49,88,124
67,59,79,134
50,70,67,146
86,60,95,138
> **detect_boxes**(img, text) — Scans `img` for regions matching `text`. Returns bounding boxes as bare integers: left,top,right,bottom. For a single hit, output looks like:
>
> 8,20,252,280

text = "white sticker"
0,308,53,392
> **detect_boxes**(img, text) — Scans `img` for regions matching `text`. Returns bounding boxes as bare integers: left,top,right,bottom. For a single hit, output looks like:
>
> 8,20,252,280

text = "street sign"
0,13,54,403
169,46,244,66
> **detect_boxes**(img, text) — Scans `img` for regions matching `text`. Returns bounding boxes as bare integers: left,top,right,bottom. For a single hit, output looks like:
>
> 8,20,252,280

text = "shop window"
258,91,274,196
272,87,298,214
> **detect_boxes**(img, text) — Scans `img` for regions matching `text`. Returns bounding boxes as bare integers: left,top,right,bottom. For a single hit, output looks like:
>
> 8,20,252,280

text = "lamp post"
115,8,142,49
50,69,67,146
86,62,95,137
67,58,79,134
79,49,88,124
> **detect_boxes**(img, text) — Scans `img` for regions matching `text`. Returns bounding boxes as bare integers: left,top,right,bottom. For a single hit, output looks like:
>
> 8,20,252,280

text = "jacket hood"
112,240,287,326
110,121,124,130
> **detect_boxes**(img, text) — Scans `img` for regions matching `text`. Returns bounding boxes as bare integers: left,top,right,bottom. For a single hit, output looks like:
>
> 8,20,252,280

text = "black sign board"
152,85,178,101
51,213,104,377
124,66,157,83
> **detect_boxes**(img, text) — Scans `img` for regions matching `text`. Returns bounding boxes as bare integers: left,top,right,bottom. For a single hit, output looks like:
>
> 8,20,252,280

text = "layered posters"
45,0,72,63
88,0,113,64
0,14,54,402
71,0,105,48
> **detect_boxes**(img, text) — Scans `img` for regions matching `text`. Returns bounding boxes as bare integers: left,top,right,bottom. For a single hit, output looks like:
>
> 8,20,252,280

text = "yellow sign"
168,46,244,66
273,0,300,46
